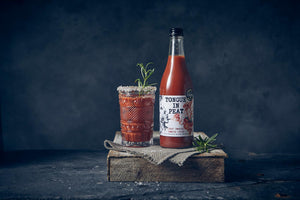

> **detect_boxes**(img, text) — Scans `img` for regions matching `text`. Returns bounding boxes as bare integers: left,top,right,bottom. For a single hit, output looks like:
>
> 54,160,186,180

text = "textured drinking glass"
117,86,156,147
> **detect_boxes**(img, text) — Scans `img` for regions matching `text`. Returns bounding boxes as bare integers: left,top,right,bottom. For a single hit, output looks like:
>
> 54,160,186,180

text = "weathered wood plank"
109,157,224,182
107,131,227,182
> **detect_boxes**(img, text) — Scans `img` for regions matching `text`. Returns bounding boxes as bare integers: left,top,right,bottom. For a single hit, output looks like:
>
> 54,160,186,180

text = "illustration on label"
160,95,193,137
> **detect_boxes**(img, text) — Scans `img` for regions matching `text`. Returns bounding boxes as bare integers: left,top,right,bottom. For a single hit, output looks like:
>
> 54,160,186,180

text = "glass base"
122,139,153,147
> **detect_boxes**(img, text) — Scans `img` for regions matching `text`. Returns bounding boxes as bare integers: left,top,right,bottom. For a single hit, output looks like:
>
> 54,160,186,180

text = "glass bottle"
159,28,194,148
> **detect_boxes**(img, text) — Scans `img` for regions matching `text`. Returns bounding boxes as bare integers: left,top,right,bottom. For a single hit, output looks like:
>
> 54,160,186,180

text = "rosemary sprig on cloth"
193,133,219,153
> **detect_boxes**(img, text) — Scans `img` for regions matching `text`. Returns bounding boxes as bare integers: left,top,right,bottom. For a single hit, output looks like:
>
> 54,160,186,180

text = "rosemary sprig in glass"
135,62,156,95
193,133,219,153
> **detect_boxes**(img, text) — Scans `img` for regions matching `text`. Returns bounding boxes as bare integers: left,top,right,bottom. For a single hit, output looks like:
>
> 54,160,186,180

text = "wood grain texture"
107,131,227,182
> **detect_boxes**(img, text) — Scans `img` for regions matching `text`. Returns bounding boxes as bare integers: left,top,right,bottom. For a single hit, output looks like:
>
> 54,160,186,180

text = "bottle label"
160,94,193,137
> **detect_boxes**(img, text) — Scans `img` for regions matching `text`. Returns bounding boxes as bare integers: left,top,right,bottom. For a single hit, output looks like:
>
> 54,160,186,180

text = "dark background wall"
0,0,299,153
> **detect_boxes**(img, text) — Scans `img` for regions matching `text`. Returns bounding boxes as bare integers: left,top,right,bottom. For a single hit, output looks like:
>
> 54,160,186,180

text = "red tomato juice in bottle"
160,28,194,148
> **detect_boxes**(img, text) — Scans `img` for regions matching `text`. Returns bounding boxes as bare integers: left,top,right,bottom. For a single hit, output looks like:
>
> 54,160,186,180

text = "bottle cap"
169,28,183,37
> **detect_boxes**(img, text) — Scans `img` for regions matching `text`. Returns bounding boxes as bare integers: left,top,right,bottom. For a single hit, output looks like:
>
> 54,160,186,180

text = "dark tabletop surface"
0,150,299,200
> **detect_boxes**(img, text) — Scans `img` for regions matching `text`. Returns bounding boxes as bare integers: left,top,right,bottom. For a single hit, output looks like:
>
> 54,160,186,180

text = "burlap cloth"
104,140,202,166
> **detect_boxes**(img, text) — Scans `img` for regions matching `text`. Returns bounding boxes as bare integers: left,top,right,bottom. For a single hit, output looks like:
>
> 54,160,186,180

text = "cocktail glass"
117,86,156,147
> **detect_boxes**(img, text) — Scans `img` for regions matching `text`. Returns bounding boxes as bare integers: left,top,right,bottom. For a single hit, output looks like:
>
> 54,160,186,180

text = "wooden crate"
107,131,227,182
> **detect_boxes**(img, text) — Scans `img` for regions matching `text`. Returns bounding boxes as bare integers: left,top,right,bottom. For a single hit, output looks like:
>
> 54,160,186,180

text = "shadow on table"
0,150,104,167
225,152,300,182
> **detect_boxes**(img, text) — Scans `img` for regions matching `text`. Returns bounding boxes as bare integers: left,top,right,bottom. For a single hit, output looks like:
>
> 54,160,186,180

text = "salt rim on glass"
117,86,157,95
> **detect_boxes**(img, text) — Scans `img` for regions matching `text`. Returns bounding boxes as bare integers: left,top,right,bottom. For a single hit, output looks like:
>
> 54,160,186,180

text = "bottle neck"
169,36,185,56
